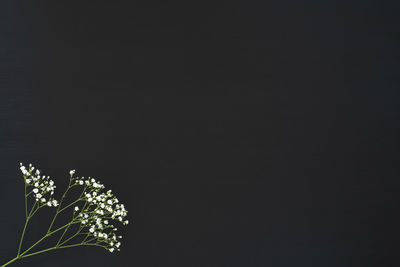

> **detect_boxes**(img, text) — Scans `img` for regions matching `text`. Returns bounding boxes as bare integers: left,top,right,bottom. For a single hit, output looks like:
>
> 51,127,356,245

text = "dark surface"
1,1,400,266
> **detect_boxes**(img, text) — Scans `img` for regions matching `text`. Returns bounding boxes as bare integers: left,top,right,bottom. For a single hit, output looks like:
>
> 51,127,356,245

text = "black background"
1,1,400,266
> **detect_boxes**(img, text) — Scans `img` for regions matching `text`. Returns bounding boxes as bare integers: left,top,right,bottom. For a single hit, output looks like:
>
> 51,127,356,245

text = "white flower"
20,164,129,255
20,163,58,208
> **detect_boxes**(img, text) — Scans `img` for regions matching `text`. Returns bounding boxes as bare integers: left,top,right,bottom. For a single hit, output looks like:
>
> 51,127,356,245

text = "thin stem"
3,242,106,266
20,247,57,258
20,242,103,259
59,228,83,246
16,182,37,257
56,228,69,246
24,183,27,218
58,185,87,214
58,197,83,213
56,222,77,247
16,218,29,256
1,256,19,267
19,233,48,257
19,219,79,257
47,179,72,233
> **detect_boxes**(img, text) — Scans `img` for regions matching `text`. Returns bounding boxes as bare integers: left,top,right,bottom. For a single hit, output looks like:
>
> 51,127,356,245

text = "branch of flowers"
3,164,129,266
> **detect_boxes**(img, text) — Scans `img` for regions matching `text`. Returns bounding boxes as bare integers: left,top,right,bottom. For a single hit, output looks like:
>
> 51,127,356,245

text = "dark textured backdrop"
1,1,400,266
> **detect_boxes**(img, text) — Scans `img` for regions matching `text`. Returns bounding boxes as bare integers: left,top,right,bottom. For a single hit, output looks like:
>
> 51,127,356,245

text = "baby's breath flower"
11,162,130,265
72,175,129,253
20,163,57,208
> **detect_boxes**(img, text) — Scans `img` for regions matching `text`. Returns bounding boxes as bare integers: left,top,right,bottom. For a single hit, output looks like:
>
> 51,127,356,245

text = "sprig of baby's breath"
1,163,129,267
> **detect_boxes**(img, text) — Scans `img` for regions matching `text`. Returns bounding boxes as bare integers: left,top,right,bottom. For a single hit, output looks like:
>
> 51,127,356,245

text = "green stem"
16,218,29,256
47,183,70,233
19,219,79,257
1,242,106,266
1,256,19,267
24,184,27,218
58,198,83,213
19,242,102,259
56,224,74,246
19,233,48,257
16,184,38,257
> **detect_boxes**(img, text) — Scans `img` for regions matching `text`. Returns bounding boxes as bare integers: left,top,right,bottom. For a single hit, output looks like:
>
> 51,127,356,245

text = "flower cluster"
2,162,131,267
20,163,58,207
72,175,129,252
